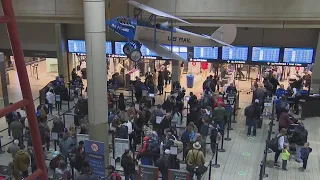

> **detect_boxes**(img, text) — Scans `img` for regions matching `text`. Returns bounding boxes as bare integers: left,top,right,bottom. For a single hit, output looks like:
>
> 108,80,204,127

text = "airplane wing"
139,39,187,61
127,0,192,25
202,34,234,47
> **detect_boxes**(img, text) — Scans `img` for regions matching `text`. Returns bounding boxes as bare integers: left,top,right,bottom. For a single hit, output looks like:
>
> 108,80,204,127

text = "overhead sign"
222,46,248,61
283,48,313,64
85,140,106,179
193,46,218,59
168,169,190,180
138,165,159,180
68,40,112,54
251,47,280,62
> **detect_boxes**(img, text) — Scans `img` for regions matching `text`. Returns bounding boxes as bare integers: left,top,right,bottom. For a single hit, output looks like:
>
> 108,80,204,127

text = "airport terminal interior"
1,0,320,180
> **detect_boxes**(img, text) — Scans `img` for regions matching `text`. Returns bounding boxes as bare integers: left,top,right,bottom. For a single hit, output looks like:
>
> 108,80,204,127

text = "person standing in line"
10,118,24,148
300,142,312,172
121,150,136,180
274,128,287,167
281,144,290,171
46,89,55,115
245,99,261,137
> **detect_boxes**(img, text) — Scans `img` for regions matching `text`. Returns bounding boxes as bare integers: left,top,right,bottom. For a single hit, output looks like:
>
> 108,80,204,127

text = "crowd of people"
245,69,312,173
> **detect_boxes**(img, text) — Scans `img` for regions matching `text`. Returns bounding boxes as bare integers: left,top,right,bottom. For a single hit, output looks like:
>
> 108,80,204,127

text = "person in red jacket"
213,95,226,108
279,109,294,132
201,62,209,78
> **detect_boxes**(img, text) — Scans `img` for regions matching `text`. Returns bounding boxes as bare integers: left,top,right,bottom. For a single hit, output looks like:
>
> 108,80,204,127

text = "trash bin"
186,74,194,88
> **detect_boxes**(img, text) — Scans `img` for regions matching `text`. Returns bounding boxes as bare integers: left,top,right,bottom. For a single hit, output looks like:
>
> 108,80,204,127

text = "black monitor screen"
115,42,126,55
252,47,280,62
283,48,314,63
194,47,218,59
68,40,112,54
222,46,248,61
163,45,188,59
140,45,157,56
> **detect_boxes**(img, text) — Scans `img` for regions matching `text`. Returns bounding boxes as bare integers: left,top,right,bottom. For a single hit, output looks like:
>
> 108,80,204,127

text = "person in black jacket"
71,68,77,82
134,79,143,104
132,115,143,150
163,67,171,87
158,70,165,95
245,99,261,137
295,126,308,163
118,93,126,111
115,120,128,139
155,149,171,180
121,150,136,180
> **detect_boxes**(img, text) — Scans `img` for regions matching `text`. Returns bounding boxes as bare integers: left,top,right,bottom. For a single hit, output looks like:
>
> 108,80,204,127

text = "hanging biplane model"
106,0,237,62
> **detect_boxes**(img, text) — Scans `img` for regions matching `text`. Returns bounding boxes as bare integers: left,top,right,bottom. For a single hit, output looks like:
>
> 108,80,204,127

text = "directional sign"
138,165,159,180
85,140,105,179
168,169,190,180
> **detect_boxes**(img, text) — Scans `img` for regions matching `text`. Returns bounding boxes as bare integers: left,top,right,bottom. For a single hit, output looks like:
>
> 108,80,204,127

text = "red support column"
0,0,48,179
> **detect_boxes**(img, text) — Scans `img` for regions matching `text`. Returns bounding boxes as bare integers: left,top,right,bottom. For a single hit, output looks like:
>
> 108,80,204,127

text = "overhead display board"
68,40,112,54
252,47,280,62
193,47,218,60
163,45,188,60
222,46,248,62
283,48,314,64
115,42,126,55
141,45,157,57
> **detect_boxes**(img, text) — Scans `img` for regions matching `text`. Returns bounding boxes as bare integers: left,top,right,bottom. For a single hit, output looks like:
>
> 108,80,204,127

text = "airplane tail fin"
211,24,237,45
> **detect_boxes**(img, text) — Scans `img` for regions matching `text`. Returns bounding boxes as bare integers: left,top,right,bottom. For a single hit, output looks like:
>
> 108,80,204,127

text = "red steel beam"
0,99,29,118
25,169,43,180
0,0,48,179
0,15,11,23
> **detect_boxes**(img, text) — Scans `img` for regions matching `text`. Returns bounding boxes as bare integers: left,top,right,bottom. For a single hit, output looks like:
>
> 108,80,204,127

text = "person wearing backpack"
186,142,206,180
155,149,171,180
245,99,261,137
275,96,289,121
107,165,122,180
295,126,308,163
121,150,136,180
273,128,287,167
292,84,302,115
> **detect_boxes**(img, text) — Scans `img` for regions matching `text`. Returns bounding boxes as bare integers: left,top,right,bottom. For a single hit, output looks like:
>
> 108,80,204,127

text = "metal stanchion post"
213,144,220,168
227,114,233,131
262,140,269,178
54,140,57,151
219,130,226,152
259,162,264,180
63,114,66,128
0,136,3,154
112,132,115,158
35,66,39,80
67,82,70,110
225,120,232,141
232,103,237,123
208,160,212,179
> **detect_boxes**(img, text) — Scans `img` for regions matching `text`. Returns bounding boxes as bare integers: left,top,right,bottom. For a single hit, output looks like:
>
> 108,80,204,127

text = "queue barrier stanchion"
262,140,269,178
208,160,213,180
259,162,264,180
218,129,226,152
213,143,220,168
0,136,3,154
67,82,71,110
225,119,232,141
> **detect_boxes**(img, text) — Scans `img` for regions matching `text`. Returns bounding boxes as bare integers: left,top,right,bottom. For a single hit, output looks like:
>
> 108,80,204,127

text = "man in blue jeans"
245,99,261,137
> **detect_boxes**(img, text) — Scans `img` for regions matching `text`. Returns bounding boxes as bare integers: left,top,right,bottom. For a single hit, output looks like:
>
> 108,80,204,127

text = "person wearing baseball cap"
155,149,171,180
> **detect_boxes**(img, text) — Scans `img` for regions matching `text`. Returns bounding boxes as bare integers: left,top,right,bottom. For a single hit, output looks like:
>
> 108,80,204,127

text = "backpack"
147,139,160,153
173,139,183,153
210,128,219,142
111,172,122,180
268,135,282,152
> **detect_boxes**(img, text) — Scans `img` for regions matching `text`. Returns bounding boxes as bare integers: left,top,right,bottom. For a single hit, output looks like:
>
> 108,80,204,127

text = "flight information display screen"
68,40,112,54
222,46,248,61
140,45,157,56
283,48,314,63
252,47,280,62
68,40,86,53
163,45,188,59
193,47,218,59
115,42,126,55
